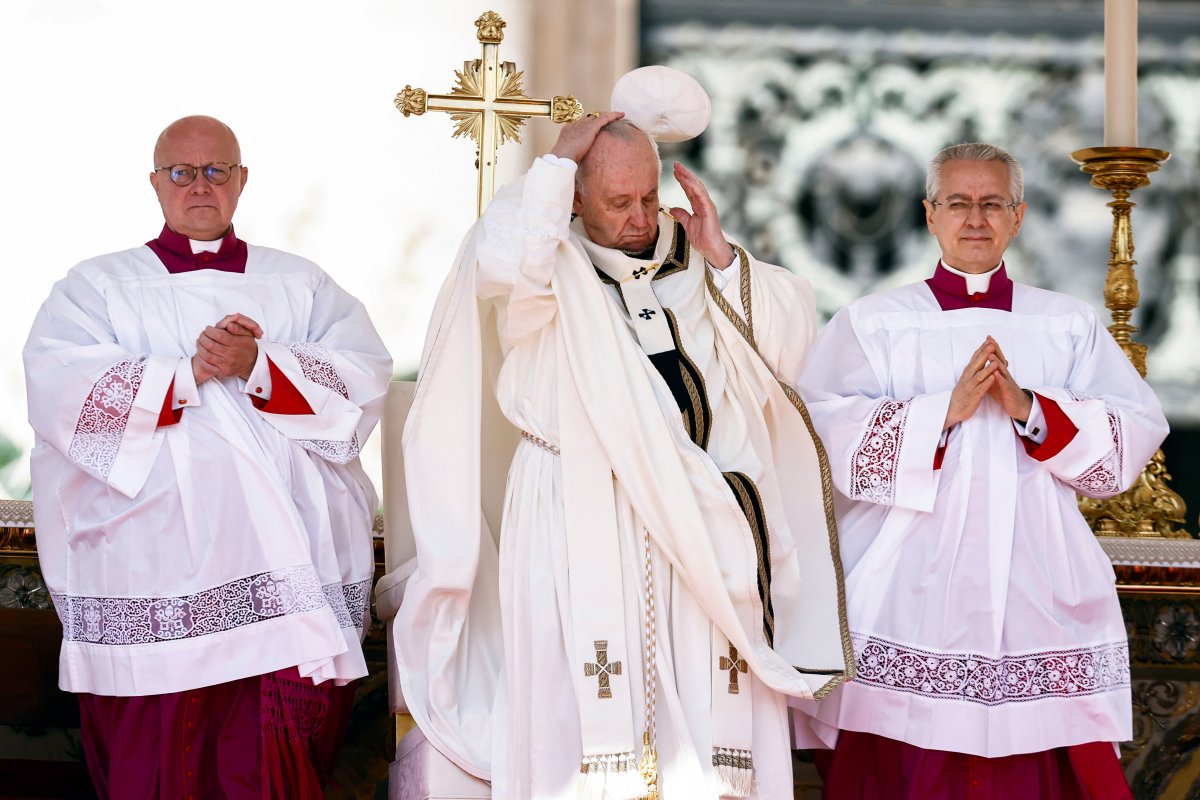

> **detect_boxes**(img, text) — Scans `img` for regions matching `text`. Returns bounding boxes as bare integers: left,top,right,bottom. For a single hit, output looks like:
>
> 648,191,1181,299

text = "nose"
629,204,648,228
964,203,987,224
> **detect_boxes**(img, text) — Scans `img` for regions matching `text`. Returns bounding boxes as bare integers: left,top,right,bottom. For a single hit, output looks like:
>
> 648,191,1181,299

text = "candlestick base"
1069,145,1189,539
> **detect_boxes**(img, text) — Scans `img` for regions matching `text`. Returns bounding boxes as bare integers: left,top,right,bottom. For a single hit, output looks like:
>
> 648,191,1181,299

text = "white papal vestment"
796,267,1168,758
386,156,852,799
24,243,392,696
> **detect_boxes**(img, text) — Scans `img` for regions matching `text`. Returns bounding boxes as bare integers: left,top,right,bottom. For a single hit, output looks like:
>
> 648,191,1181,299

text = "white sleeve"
249,271,393,464
475,157,576,342
1020,310,1168,498
23,267,175,498
797,308,949,513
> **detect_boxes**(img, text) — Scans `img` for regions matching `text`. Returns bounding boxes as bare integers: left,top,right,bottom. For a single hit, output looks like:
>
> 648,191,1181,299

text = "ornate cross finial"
719,644,748,694
584,639,623,699
394,10,585,216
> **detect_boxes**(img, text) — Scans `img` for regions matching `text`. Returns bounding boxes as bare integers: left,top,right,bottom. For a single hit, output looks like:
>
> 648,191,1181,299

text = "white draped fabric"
386,156,851,799
796,278,1168,757
24,244,392,696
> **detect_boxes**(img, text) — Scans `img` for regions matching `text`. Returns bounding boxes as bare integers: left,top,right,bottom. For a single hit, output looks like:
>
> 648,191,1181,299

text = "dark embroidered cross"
632,266,649,279
719,644,748,694
638,308,657,320
584,639,622,699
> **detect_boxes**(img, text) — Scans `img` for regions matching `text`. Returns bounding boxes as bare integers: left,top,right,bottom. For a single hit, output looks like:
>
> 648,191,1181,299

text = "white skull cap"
609,65,711,143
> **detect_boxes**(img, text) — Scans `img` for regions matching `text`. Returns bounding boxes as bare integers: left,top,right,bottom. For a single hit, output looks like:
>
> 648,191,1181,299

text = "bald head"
149,115,247,240
153,115,241,168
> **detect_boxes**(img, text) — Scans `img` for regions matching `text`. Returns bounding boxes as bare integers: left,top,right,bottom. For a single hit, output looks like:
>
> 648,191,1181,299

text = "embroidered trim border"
54,566,357,646
850,399,909,505
289,342,361,462
69,357,147,480
322,578,373,632
853,633,1130,706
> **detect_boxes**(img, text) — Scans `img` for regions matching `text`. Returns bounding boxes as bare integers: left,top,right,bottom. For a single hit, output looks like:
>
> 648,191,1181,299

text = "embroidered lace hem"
853,633,1129,706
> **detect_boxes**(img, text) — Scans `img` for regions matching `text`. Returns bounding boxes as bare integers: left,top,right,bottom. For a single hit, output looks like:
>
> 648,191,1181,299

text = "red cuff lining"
933,442,946,471
157,377,183,427
251,357,316,415
1021,394,1078,461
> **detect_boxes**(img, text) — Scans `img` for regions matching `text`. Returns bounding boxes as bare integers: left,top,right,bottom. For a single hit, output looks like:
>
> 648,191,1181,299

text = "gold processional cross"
395,10,584,217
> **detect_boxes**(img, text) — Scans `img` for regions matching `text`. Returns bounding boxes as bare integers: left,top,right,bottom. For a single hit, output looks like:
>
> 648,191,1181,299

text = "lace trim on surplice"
849,399,909,505
54,565,330,646
68,357,147,479
1063,391,1125,496
853,633,1129,706
321,578,372,632
289,342,360,462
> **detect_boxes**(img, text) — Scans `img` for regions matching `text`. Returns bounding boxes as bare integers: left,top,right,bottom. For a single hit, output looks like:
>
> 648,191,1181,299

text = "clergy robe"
386,156,852,799
23,226,392,796
795,263,1167,797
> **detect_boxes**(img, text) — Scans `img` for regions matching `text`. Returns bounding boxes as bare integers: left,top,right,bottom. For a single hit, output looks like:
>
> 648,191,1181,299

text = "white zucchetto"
610,65,712,143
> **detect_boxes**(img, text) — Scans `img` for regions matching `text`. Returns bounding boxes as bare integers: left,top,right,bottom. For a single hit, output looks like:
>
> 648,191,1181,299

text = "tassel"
712,747,754,798
578,751,651,800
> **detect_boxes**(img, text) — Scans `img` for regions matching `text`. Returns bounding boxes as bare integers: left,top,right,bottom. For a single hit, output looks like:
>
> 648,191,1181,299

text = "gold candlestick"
1070,146,1189,538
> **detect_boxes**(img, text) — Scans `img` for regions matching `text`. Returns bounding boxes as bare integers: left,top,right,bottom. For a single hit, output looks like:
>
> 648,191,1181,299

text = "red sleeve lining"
157,377,183,427
251,356,316,415
1020,393,1078,461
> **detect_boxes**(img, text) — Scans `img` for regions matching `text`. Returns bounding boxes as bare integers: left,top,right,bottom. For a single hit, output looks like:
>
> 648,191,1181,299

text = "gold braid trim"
704,247,855,698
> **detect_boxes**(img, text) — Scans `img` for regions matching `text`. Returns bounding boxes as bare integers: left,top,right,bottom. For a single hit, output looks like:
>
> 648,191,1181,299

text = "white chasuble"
796,277,1168,758
387,156,852,799
24,245,392,696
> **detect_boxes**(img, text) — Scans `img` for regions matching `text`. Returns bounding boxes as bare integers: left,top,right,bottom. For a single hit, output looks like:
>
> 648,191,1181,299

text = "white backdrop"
0,0,542,495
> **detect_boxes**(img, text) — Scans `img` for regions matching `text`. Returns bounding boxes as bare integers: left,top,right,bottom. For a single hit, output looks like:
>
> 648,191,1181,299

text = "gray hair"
926,142,1023,204
575,118,662,197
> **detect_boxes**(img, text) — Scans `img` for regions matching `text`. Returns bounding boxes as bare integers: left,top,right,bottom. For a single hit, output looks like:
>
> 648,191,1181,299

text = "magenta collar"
925,262,1013,311
146,224,248,274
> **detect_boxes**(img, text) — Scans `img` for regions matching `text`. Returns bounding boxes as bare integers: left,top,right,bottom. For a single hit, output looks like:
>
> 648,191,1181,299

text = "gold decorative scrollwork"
395,86,427,117
552,95,585,123
475,11,506,43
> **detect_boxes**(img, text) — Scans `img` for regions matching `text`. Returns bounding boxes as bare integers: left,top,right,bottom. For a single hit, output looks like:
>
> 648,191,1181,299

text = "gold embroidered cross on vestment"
719,644,748,694
584,639,623,699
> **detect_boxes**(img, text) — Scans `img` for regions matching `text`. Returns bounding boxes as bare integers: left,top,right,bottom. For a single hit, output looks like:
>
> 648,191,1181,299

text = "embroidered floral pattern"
853,633,1129,706
54,566,330,646
68,358,146,479
289,343,360,463
850,399,908,505
322,578,372,632
1068,411,1124,497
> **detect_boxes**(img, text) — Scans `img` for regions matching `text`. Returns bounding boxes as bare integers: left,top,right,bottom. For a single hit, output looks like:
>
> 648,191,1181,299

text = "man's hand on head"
669,162,735,270
549,111,625,163
983,337,1034,423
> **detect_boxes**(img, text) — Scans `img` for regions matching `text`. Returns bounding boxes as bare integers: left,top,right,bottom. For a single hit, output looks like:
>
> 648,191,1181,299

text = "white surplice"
387,156,852,799
795,273,1168,757
23,243,392,696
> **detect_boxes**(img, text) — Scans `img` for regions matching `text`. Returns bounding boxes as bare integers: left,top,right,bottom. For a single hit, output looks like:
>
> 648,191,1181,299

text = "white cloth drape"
387,157,851,799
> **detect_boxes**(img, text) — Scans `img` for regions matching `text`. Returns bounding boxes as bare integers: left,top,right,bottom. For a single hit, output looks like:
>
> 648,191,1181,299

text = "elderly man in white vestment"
22,115,392,799
391,97,852,799
797,142,1168,800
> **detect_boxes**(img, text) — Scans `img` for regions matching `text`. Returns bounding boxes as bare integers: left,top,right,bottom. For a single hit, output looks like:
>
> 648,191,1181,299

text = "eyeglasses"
154,163,243,187
928,200,1019,220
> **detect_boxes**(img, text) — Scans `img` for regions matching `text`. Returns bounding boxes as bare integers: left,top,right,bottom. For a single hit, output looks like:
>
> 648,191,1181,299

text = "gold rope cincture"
639,526,659,799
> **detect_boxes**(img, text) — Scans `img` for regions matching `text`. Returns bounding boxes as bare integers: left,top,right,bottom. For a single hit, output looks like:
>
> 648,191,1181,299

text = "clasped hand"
192,313,263,384
943,336,1033,431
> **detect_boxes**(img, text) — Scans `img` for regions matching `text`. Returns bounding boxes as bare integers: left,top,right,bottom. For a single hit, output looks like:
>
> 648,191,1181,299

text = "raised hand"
550,111,626,163
668,162,734,269
944,339,1002,430
983,337,1033,422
